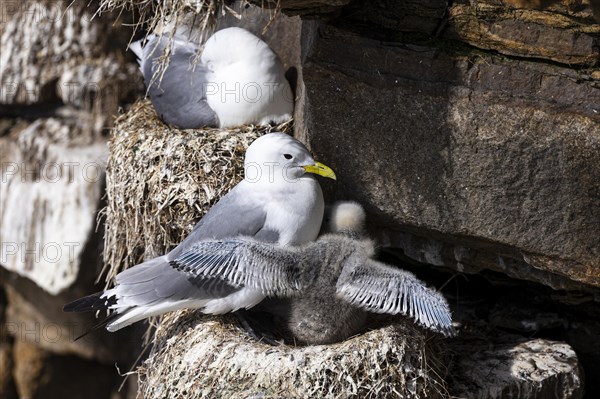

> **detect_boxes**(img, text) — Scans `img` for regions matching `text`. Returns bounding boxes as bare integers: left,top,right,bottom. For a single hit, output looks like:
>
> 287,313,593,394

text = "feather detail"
337,259,455,337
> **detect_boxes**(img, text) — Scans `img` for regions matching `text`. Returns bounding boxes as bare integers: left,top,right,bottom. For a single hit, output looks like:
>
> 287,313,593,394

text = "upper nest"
96,1,284,86
98,0,225,41
137,311,449,398
101,99,291,286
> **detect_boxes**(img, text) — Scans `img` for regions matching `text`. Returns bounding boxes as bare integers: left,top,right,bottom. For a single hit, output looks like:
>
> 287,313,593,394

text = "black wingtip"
63,292,116,313
74,312,122,341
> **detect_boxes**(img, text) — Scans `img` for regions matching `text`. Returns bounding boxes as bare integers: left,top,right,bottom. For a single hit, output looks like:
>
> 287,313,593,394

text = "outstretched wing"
171,238,305,297
336,259,455,337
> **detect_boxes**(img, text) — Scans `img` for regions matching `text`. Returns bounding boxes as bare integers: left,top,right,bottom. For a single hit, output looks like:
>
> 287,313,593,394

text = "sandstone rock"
300,25,600,289
383,232,594,291
335,0,600,61
445,1,600,66
501,0,600,23
0,342,17,399
3,281,139,364
449,329,584,398
335,0,448,34
11,340,44,399
0,118,106,295
0,0,138,107
483,287,600,397
12,339,120,399
251,0,351,15
0,289,16,399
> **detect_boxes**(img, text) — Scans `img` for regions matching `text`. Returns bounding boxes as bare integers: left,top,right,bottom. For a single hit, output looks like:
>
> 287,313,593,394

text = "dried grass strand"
137,311,450,398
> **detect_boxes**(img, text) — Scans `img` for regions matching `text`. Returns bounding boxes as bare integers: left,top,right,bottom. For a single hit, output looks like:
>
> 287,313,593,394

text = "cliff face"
0,1,142,397
1,0,599,398
302,25,600,290
296,1,600,397
292,2,599,394
295,0,600,292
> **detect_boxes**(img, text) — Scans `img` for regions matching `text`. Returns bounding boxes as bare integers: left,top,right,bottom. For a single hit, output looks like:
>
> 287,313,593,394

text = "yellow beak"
303,161,336,180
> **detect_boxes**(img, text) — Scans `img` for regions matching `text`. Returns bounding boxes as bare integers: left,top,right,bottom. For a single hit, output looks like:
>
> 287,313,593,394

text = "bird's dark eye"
283,154,293,160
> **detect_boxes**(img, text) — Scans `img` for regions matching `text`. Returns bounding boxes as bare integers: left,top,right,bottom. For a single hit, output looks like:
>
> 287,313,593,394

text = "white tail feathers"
106,299,210,332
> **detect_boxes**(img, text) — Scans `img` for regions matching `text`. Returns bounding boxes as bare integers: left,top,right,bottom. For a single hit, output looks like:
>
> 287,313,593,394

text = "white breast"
263,177,324,245
206,61,293,128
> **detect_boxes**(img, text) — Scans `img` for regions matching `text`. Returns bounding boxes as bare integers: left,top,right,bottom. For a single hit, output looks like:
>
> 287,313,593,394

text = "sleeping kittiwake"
130,27,293,129
63,133,336,332
162,201,455,344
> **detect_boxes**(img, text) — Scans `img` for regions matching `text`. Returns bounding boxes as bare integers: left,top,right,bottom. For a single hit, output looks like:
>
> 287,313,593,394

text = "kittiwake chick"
171,201,455,344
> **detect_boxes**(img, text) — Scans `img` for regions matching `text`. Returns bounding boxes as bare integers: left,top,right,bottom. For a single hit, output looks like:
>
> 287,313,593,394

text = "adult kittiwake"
162,201,455,344
63,133,335,331
130,27,293,129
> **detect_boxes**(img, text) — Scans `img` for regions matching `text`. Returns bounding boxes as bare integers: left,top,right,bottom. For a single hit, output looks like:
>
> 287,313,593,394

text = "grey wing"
336,259,455,337
171,239,304,297
142,34,218,128
168,183,279,259
114,256,238,308
107,184,281,311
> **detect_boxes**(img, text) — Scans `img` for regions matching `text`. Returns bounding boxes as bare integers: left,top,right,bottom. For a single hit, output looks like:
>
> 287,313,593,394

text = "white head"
243,133,336,184
325,201,366,235
201,27,275,68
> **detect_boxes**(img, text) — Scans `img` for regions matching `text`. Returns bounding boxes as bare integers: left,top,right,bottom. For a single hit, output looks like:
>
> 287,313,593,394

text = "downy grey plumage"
173,201,455,344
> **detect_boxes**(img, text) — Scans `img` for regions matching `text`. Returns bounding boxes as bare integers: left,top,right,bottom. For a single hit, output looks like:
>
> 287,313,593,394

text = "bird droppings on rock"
0,118,107,294
101,99,292,287
137,310,449,399
448,324,584,399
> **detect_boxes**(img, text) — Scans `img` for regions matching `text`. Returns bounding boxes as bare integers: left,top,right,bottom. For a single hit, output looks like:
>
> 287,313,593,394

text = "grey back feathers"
134,34,219,128
131,27,293,129
166,183,280,260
